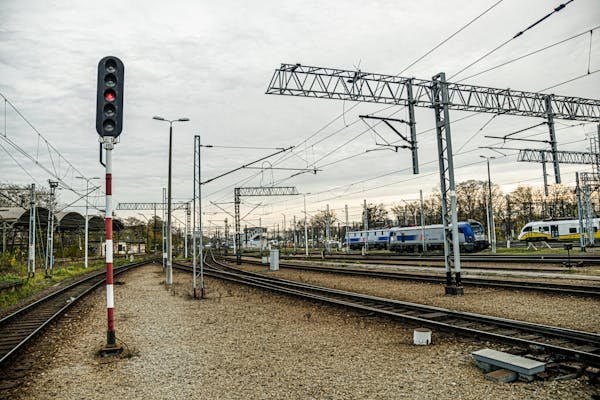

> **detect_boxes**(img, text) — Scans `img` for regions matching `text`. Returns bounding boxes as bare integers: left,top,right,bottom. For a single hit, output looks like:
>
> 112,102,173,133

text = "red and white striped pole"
101,138,121,353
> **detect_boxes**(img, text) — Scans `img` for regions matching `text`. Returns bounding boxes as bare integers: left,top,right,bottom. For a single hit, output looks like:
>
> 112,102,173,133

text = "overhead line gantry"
266,63,600,295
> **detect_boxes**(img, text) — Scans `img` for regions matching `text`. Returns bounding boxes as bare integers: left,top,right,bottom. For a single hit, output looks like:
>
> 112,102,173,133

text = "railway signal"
96,56,124,356
96,56,124,137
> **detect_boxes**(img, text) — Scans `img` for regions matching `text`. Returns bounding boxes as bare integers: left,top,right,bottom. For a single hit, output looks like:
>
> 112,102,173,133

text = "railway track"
173,255,600,367
0,260,151,366
228,257,600,298
281,253,600,267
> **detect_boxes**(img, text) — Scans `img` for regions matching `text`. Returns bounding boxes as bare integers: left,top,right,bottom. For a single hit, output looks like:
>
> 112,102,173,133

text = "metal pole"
198,135,205,298
344,204,349,254
541,152,549,197
84,179,89,267
192,138,197,298
162,188,166,269
28,183,36,277
485,158,497,253
102,137,119,351
303,194,308,256
166,123,173,286
576,172,586,251
184,203,188,259
363,199,368,252
420,190,426,253
545,95,561,184
293,215,297,252
433,72,462,295
259,217,263,257
45,181,58,276
326,204,331,253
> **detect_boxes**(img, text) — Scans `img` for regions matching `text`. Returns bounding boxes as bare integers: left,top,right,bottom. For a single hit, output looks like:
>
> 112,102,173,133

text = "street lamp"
480,155,497,253
75,176,101,268
138,213,150,254
153,115,190,286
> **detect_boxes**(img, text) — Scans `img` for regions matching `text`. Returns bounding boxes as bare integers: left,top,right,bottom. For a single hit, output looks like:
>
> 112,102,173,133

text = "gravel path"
238,263,600,333
2,263,596,399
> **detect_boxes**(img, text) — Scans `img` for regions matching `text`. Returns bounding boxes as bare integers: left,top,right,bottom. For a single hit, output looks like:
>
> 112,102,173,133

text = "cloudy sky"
1,0,599,230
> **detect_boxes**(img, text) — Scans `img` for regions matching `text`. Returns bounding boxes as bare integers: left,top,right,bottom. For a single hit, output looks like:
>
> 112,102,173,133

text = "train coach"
345,220,488,252
517,218,600,242
345,228,390,250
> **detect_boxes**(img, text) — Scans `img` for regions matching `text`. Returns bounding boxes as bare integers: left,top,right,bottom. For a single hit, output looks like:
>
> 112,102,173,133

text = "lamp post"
153,116,190,286
76,176,100,268
480,155,497,253
138,213,150,254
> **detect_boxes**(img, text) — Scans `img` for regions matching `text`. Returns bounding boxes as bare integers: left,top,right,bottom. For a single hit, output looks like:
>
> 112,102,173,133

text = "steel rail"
0,259,154,365
173,255,600,366
282,253,600,266
229,257,600,298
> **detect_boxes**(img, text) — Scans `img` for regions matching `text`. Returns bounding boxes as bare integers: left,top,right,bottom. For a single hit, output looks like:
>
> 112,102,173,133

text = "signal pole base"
98,343,123,357
445,285,464,296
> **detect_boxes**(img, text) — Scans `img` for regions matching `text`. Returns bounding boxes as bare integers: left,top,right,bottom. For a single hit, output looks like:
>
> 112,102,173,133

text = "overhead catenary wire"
457,25,600,82
449,0,576,80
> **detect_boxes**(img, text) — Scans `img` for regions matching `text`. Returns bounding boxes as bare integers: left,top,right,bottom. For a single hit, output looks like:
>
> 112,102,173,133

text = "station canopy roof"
0,207,123,232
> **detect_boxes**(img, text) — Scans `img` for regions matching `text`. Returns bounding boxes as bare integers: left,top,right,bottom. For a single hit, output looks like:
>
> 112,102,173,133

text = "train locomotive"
517,218,600,242
345,220,488,253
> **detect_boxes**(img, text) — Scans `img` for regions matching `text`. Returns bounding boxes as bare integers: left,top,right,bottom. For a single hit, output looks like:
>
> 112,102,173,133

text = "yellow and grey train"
517,218,600,242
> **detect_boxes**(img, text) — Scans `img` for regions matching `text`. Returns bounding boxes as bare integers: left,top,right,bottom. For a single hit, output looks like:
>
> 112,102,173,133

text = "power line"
457,25,599,82
449,0,576,80
398,0,505,76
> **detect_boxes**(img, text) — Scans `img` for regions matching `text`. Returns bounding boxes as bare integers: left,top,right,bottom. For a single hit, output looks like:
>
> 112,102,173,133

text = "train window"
523,226,532,232
541,226,549,232
569,227,577,233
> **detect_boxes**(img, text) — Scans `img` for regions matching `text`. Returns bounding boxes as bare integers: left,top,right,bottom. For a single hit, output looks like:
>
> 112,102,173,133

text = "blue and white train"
345,220,488,253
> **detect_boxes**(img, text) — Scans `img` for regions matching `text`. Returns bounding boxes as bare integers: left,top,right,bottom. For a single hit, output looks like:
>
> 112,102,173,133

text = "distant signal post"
96,56,125,355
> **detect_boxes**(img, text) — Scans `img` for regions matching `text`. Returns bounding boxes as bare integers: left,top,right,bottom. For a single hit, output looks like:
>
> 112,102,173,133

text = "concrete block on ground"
485,369,517,383
472,348,545,376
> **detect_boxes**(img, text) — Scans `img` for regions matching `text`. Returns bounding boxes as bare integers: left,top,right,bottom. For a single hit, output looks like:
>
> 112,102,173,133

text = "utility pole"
481,156,497,253
76,176,100,268
194,135,205,298
326,204,331,254
303,194,309,256
344,204,349,254
420,190,426,253
363,199,368,252
45,180,58,277
259,217,263,257
27,184,36,277
153,116,190,286
293,215,297,252
576,172,586,251
162,187,167,269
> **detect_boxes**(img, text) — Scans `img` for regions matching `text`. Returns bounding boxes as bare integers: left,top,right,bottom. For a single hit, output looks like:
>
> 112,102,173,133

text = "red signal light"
104,89,116,102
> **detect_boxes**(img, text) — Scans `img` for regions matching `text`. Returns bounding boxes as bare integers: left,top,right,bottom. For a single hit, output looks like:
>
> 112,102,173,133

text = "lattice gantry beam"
117,202,188,211
518,149,600,164
266,64,600,122
236,186,299,197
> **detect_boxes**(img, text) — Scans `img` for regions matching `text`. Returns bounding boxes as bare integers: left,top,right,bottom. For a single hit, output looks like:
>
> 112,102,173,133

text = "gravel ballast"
2,263,596,399
238,263,600,333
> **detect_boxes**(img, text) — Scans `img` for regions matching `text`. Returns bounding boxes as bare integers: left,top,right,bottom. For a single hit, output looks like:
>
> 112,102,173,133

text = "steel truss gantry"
266,63,600,294
116,202,189,211
234,186,299,263
518,147,600,196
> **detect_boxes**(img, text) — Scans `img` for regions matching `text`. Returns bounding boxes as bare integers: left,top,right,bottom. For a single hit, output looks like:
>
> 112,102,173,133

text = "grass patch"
0,257,131,311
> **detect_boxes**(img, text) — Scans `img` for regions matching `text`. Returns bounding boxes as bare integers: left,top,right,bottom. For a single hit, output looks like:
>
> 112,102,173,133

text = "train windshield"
470,223,484,235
